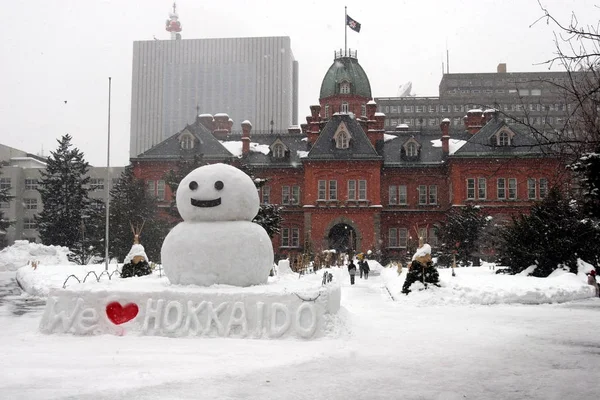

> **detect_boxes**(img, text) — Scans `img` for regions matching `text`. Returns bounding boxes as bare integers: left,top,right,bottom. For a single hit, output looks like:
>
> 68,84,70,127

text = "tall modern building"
376,63,575,131
130,12,299,158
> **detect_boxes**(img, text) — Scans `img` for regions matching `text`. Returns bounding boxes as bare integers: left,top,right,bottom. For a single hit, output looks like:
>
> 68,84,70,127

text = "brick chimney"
198,114,214,131
483,108,498,123
366,112,385,149
464,109,485,134
213,113,231,140
307,105,322,146
497,63,507,73
241,120,252,156
366,100,377,120
440,118,450,155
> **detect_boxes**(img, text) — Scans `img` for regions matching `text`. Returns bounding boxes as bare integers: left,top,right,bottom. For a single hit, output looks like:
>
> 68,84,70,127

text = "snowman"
161,163,274,286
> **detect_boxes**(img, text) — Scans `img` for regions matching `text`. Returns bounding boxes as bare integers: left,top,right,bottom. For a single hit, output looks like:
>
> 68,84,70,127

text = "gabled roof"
452,118,550,158
306,114,381,160
226,133,309,168
132,122,235,161
381,127,471,167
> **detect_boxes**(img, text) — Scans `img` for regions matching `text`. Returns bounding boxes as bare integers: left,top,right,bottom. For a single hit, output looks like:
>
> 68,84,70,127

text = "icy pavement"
1,272,600,400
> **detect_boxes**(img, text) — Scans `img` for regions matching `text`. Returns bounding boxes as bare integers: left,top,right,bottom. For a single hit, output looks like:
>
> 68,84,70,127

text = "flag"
346,15,361,33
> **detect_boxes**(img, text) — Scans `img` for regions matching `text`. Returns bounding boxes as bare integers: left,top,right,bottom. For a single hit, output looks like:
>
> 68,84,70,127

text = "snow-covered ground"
1,242,599,399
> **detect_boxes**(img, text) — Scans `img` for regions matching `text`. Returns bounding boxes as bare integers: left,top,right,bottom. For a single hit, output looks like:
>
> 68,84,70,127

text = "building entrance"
328,223,357,254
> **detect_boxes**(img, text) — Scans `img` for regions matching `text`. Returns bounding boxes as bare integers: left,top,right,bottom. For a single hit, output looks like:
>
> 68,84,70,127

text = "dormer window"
406,142,417,156
498,131,510,146
336,131,350,149
332,122,352,149
269,138,289,159
273,143,285,158
180,134,194,150
402,137,421,158
341,102,349,113
340,81,351,94
494,128,515,146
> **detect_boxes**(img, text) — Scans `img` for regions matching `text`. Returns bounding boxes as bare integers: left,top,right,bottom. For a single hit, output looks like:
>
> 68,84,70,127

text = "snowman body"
161,163,274,286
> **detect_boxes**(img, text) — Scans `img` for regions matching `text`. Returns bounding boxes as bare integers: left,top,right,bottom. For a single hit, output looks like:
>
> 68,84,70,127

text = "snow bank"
16,263,118,297
0,240,73,272
382,265,596,305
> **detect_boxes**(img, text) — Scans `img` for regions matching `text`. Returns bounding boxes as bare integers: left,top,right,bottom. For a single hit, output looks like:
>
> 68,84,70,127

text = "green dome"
319,55,372,100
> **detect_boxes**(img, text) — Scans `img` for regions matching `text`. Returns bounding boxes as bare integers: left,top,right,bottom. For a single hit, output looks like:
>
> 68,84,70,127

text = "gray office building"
129,36,299,158
376,64,575,131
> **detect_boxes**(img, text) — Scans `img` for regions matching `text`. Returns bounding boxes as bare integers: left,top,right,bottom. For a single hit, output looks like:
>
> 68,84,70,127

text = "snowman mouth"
190,197,221,208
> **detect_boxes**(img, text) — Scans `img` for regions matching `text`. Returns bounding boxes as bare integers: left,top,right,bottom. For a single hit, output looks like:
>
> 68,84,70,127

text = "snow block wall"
39,274,342,339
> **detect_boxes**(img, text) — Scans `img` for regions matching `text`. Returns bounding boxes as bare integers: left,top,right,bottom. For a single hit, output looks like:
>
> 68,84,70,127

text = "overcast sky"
1,0,597,167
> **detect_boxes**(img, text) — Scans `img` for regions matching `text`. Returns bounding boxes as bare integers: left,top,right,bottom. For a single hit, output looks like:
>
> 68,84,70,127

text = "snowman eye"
189,181,198,191
214,180,224,190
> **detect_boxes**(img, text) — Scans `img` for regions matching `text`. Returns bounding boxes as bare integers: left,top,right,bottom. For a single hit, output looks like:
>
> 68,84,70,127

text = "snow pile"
412,243,431,260
430,138,468,155
366,259,384,274
16,263,118,297
219,141,270,157
382,264,596,305
0,240,73,272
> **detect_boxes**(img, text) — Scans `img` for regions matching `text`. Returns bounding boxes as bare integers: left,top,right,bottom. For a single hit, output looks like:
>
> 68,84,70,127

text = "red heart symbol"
106,302,139,325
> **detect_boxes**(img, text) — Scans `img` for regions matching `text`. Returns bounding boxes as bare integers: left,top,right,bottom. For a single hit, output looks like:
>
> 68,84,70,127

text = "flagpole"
344,6,347,56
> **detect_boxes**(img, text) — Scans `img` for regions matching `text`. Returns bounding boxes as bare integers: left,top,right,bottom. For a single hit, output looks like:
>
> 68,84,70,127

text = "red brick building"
132,50,565,261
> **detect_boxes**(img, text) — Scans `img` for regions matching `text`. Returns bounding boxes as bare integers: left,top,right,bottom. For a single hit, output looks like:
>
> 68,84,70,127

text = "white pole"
104,77,111,271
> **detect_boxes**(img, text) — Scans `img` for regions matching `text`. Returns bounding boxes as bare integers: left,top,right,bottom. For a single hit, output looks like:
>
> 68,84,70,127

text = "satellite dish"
397,82,413,97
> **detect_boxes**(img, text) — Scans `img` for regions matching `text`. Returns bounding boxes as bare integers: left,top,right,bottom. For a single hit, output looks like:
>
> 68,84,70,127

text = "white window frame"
467,178,476,200
497,178,506,200
291,186,300,205
318,180,327,200
429,185,438,204
341,102,349,113
539,178,548,199
358,180,367,200
348,180,357,201
156,180,165,201
399,185,407,205
508,178,517,199
478,178,487,200
25,179,38,190
418,185,427,205
329,180,337,200
24,198,38,210
262,186,271,204
527,178,536,199
388,228,398,248
388,185,397,205
282,185,291,205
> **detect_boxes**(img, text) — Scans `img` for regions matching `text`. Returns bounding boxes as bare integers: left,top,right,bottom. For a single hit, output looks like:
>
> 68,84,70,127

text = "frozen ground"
1,266,599,400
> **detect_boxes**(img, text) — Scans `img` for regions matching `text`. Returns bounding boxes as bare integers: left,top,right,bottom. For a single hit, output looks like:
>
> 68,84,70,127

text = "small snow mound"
0,240,73,271
412,244,431,261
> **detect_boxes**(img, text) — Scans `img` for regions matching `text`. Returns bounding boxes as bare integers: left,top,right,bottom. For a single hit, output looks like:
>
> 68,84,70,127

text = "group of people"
347,254,370,285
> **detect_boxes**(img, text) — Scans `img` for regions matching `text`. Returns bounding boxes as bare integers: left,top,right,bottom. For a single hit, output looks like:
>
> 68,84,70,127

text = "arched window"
340,82,351,94
498,131,510,146
406,142,417,156
336,131,349,149
180,135,194,149
273,144,285,158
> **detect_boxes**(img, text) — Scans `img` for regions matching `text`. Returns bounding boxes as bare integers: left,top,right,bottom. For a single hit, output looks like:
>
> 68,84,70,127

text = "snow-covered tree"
499,188,600,277
36,135,102,257
435,204,489,266
0,164,12,249
109,166,168,262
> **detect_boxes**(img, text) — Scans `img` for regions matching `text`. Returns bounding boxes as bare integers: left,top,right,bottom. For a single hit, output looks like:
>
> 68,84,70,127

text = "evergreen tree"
435,204,489,266
0,164,12,249
499,188,600,276
238,163,283,239
36,135,102,259
109,166,169,262
570,150,600,219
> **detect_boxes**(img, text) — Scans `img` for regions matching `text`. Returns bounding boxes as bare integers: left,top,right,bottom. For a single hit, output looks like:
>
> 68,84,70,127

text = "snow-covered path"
1,272,600,399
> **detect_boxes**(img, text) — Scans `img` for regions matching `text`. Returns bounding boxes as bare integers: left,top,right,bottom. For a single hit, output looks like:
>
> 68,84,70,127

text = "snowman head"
176,163,259,222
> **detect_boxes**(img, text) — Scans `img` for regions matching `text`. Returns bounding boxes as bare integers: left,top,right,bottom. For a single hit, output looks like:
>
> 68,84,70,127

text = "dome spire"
165,2,182,40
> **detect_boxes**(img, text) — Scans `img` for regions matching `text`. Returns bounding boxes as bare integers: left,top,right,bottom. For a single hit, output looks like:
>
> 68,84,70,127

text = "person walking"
348,260,357,285
362,259,370,280
357,253,364,279
588,270,599,297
